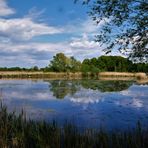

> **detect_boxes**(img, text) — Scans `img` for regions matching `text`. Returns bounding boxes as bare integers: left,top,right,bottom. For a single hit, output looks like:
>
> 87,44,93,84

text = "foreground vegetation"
0,104,148,148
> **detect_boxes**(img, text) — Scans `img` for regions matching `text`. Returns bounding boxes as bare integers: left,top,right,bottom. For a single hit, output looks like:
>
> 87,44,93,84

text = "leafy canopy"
75,0,148,62
49,53,81,72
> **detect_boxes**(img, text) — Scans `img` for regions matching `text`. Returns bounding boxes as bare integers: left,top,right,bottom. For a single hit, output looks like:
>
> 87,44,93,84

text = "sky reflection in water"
0,79,148,130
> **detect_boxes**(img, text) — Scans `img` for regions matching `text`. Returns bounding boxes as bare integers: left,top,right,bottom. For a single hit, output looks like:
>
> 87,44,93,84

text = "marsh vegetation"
0,104,148,148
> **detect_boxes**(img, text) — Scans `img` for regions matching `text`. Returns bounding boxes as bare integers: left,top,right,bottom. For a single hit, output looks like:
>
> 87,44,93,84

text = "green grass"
0,104,148,148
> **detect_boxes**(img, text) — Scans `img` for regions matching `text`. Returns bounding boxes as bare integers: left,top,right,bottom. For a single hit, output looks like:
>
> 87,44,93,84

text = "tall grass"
99,72,146,77
0,104,148,148
0,71,147,79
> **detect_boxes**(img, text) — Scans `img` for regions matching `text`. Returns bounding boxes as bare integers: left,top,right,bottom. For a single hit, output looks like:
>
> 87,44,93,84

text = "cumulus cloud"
70,34,99,49
0,32,121,67
0,31,105,67
0,2,63,41
0,17,63,41
65,17,108,35
0,0,15,16
0,41,66,67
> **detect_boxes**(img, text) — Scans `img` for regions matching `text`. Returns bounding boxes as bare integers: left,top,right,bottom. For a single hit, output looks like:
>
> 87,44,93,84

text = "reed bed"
0,104,148,148
99,72,147,79
99,72,135,77
0,71,147,80
0,72,83,79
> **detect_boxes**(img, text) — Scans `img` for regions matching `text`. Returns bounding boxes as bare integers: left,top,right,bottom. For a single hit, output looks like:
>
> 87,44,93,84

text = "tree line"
45,53,148,73
0,53,148,73
0,66,39,72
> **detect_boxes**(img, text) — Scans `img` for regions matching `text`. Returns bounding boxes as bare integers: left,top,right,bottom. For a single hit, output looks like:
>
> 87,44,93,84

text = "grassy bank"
99,72,148,79
0,71,147,80
0,104,148,148
0,71,83,79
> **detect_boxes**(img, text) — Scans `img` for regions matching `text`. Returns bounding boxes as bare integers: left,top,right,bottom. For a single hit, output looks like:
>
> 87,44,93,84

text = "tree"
48,53,81,72
49,53,69,72
70,56,81,72
31,66,39,71
75,0,148,62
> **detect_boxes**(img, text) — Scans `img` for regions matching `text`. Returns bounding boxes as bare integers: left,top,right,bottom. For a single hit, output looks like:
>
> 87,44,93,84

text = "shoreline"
0,71,147,83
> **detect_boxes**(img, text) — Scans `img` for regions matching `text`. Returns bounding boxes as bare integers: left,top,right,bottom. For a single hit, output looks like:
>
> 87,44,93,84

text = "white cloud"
0,40,69,67
0,0,15,16
70,34,99,49
80,19,101,34
0,32,120,67
65,17,110,36
0,41,67,54
26,7,46,20
0,17,63,41
64,18,97,35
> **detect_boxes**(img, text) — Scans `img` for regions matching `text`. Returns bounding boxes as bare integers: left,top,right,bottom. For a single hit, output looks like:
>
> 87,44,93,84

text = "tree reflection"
48,80,81,99
47,80,133,99
81,80,133,92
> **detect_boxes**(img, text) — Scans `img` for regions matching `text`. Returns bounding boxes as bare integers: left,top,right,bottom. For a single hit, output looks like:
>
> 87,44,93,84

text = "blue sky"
0,0,121,67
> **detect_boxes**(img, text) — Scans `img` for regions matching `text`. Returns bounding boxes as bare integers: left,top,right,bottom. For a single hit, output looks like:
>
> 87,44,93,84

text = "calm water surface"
0,79,148,130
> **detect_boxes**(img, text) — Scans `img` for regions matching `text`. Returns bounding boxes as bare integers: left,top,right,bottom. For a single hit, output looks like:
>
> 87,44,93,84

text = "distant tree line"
45,53,148,73
0,53,148,73
81,56,148,73
0,66,40,72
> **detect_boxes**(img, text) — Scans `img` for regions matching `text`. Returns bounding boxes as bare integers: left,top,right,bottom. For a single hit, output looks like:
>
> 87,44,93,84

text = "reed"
0,71,83,79
99,72,136,77
0,103,148,148
135,73,147,79
0,71,147,80
99,72,148,79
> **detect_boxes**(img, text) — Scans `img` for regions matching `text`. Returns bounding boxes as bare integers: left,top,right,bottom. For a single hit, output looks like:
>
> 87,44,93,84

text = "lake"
0,79,148,130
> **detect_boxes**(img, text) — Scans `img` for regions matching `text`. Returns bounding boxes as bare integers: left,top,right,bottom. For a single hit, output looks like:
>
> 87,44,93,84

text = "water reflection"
47,80,133,99
78,80,132,92
49,80,81,99
0,79,147,130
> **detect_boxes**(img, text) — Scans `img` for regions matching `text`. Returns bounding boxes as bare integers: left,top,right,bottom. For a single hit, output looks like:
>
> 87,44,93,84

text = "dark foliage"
81,55,148,73
47,80,132,99
0,104,148,148
0,66,40,72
